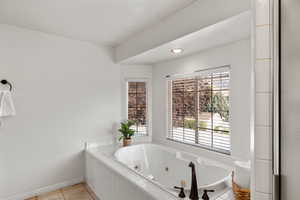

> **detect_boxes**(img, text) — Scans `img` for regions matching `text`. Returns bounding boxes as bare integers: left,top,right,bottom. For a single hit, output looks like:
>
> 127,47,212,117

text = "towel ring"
1,80,12,91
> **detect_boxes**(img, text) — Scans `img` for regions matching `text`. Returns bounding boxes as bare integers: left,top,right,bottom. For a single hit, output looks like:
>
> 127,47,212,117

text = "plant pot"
123,138,132,147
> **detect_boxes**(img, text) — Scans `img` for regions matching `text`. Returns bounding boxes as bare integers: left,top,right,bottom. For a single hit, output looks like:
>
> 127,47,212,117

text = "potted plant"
118,120,136,146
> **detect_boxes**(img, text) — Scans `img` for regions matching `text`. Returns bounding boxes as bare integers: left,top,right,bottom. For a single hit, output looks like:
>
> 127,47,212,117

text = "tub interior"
114,144,232,191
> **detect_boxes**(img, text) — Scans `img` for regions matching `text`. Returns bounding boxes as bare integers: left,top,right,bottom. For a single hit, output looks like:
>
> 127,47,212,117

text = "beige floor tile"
25,197,38,200
38,190,64,200
62,183,85,193
62,184,92,200
63,191,92,200
27,183,93,200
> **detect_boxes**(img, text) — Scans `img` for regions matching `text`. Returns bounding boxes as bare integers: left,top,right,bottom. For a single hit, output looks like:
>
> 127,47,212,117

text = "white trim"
166,67,231,154
120,66,153,143
271,0,280,200
271,0,280,177
250,0,256,199
165,65,230,80
2,177,84,200
165,80,172,139
126,79,149,136
122,77,152,142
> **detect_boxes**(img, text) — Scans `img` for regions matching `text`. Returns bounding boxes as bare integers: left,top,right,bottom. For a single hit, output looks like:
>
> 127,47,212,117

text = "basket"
232,172,250,200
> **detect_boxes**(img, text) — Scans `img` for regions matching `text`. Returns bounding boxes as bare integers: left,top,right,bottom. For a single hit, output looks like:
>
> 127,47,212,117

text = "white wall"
0,24,124,199
0,22,251,199
152,39,251,165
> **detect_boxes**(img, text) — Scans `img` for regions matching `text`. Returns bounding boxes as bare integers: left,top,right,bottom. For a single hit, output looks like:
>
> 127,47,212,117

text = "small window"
127,81,148,136
167,68,230,154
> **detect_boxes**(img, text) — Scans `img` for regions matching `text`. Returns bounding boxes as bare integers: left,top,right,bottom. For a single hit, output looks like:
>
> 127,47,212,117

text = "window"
127,81,148,136
167,68,230,154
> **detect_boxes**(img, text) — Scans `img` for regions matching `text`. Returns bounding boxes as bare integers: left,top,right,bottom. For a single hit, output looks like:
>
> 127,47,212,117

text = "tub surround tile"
255,60,272,93
255,126,272,160
255,191,272,200
255,0,274,198
255,93,272,126
256,0,271,26
256,26,271,59
255,160,272,194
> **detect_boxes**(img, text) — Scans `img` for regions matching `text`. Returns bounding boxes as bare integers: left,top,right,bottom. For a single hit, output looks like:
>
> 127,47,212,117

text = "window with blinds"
167,69,230,154
128,81,148,136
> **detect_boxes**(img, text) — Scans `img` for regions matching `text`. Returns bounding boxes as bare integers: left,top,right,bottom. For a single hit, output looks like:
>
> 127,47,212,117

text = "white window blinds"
167,68,230,154
128,81,148,136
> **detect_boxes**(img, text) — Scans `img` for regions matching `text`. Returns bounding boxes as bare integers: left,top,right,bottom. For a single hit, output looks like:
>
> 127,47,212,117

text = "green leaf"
118,120,136,139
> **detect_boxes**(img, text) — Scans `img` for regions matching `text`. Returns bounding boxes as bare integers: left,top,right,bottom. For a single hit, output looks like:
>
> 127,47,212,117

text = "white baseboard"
3,177,84,200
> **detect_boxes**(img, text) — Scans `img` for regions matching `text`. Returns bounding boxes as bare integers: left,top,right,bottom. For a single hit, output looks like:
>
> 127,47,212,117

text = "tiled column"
254,0,273,199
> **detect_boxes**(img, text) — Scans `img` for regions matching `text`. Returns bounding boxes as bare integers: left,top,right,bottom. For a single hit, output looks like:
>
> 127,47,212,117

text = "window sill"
166,138,231,155
132,135,152,143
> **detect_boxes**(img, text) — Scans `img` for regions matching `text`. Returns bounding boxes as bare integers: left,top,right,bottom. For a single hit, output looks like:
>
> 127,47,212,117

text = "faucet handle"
189,161,195,168
174,186,186,198
202,189,215,200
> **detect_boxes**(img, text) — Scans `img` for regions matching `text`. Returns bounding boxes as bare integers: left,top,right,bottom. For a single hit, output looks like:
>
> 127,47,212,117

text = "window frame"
126,78,150,137
166,66,231,155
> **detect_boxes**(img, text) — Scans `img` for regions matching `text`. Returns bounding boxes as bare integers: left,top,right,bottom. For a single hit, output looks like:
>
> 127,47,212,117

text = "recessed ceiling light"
171,48,184,54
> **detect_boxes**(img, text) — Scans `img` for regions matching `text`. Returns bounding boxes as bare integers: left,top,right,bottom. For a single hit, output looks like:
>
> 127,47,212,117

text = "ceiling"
0,0,195,46
122,11,251,64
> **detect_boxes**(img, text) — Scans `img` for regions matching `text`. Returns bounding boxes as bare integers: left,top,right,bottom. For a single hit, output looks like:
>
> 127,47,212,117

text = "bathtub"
114,144,232,194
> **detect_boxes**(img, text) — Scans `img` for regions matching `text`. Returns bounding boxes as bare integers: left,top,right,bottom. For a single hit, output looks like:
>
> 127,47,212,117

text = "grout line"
60,189,66,200
256,24,272,27
255,158,272,162
256,58,272,61
255,125,272,128
255,121,272,126
255,190,272,195
255,92,272,95
256,58,272,62
255,91,272,93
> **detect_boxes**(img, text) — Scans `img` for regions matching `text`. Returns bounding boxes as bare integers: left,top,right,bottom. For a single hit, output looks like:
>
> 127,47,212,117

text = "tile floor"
25,183,94,200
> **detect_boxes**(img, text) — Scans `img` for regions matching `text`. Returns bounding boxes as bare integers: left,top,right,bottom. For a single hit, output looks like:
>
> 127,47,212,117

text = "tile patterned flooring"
25,183,94,200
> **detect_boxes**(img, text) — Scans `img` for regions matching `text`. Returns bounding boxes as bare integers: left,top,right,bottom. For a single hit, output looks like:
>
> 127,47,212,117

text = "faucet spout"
188,162,199,200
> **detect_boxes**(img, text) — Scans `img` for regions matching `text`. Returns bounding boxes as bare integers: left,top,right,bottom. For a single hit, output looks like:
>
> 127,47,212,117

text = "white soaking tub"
114,144,232,193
